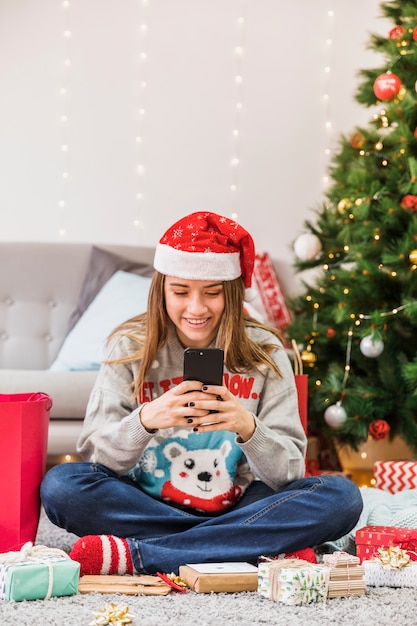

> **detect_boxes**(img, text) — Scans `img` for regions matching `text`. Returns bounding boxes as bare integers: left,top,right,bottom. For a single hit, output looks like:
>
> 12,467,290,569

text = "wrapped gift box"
322,552,366,598
258,558,330,605
363,559,417,588
79,574,172,595
322,552,364,580
322,552,361,571
327,579,366,598
0,558,80,601
374,460,417,493
178,562,258,593
356,526,417,563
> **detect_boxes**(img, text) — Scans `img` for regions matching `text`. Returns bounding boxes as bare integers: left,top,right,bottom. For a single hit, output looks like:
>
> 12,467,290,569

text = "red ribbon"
156,572,187,593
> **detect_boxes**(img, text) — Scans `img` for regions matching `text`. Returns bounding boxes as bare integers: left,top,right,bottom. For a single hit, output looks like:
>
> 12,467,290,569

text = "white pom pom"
294,233,322,261
244,287,257,302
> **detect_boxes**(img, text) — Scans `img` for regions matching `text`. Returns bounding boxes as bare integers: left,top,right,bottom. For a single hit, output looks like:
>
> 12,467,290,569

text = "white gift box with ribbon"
258,558,330,605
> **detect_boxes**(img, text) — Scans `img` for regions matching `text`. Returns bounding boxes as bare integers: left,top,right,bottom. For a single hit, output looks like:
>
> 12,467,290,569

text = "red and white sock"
70,535,135,576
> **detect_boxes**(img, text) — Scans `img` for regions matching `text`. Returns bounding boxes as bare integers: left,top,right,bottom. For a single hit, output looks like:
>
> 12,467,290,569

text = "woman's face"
164,277,225,348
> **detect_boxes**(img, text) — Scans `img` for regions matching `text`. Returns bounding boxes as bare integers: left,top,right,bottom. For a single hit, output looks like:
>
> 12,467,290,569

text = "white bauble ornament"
360,334,384,358
294,233,322,261
324,402,347,429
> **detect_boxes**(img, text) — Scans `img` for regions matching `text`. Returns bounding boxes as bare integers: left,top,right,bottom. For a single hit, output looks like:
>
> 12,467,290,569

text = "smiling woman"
40,211,362,578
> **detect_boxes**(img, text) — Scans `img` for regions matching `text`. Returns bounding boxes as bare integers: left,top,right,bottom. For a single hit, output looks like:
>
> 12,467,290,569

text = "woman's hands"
139,380,256,442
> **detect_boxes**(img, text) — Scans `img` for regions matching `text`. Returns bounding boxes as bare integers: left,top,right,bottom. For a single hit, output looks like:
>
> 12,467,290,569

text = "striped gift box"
374,460,417,493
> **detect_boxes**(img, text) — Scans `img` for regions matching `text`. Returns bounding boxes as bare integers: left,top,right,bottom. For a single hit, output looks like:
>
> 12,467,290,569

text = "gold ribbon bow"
90,603,134,626
376,546,411,570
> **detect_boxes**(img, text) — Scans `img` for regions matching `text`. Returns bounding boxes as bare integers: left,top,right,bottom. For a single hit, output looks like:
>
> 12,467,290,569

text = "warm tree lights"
288,0,417,454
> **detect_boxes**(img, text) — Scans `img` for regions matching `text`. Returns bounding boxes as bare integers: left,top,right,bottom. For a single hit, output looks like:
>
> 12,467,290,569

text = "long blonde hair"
108,272,284,400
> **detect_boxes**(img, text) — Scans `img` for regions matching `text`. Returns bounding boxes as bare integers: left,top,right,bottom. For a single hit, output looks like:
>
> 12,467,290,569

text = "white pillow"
50,270,152,371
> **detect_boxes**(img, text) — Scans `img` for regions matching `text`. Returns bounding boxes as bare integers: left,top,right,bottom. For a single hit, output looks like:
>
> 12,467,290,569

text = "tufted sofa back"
0,242,154,370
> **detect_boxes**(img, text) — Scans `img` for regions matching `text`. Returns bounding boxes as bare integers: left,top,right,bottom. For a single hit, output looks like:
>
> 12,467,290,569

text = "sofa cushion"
66,246,155,334
50,271,152,371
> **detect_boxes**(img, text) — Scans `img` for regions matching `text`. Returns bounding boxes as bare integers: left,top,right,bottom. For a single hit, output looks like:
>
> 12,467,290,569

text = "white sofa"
0,242,155,462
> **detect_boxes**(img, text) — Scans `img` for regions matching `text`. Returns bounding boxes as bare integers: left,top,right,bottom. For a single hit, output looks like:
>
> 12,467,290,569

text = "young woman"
41,211,362,576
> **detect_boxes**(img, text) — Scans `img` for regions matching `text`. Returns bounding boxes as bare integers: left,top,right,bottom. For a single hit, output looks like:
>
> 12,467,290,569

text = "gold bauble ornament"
301,347,317,368
409,249,417,264
337,198,351,214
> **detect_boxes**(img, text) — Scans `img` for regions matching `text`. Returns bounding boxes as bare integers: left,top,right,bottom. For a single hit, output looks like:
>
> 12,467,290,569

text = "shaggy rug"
0,511,416,626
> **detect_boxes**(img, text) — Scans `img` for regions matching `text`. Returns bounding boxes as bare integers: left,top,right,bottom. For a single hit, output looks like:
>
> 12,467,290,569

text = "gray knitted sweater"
77,325,307,512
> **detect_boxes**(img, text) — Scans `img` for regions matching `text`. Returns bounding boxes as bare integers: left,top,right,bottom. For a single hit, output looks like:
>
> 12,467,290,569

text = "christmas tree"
287,0,417,455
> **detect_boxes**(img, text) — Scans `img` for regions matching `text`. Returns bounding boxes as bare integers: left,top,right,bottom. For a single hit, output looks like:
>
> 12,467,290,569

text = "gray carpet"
1,511,417,626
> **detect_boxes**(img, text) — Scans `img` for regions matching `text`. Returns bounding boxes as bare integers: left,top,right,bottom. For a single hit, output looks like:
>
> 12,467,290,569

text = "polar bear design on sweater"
161,439,242,512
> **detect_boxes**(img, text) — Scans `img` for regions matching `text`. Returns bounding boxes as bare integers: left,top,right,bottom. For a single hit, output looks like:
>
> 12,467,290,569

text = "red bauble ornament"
326,328,336,339
401,194,417,211
373,72,402,101
413,26,417,41
369,419,390,440
389,26,405,40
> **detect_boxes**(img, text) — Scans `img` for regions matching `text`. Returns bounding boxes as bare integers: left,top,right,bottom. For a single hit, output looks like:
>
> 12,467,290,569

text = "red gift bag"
291,340,308,435
0,392,52,552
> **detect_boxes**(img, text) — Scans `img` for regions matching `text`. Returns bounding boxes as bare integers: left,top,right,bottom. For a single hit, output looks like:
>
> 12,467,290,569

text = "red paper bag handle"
27,392,53,411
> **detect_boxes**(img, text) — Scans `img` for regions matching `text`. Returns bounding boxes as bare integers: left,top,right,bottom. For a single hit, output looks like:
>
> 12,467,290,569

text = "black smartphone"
183,347,224,386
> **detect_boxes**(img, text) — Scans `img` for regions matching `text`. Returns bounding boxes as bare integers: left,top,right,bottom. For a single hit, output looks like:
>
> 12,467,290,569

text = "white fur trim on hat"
154,243,241,281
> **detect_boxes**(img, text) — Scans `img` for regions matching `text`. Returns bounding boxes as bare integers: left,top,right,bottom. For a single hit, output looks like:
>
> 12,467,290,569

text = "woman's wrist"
236,411,256,442
138,403,157,434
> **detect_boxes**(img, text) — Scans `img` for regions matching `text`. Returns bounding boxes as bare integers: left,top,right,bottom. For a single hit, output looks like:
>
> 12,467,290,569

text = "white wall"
0,0,386,295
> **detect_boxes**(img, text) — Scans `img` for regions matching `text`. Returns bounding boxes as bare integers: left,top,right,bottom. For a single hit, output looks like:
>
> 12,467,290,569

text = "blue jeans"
41,462,362,574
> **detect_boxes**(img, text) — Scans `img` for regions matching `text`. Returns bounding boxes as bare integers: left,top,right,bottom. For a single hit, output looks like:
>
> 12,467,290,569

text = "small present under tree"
287,0,417,454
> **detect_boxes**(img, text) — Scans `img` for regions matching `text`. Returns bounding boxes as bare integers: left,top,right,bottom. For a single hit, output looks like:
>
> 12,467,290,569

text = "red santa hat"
153,211,256,296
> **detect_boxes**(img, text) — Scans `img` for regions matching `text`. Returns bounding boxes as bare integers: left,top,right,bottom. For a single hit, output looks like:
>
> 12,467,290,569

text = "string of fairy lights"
322,5,335,191
133,0,150,232
301,293,417,430
54,4,341,239
58,0,72,238
229,2,247,221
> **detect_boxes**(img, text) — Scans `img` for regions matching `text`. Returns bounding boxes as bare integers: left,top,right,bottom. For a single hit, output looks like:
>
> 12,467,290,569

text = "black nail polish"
187,418,193,424
216,395,222,401
189,401,195,407
202,385,208,391
193,427,199,432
